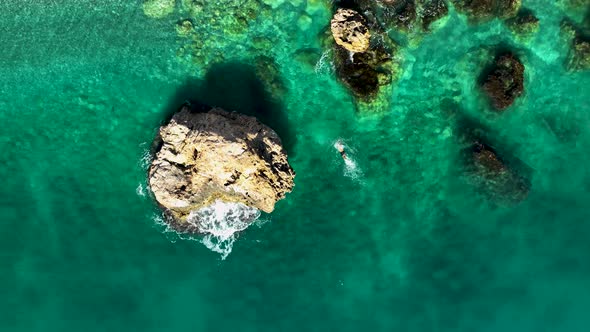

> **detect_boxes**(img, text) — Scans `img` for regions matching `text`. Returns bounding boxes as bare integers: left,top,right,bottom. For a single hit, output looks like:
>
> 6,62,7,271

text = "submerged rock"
452,0,521,21
176,19,194,36
143,0,175,18
149,106,295,228
380,0,418,31
561,19,590,71
421,0,450,30
462,140,530,203
330,8,371,53
481,52,525,110
505,9,540,38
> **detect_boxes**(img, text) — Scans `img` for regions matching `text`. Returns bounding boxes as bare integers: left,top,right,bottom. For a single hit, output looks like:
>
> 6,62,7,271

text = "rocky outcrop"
143,0,175,18
149,106,295,226
481,53,525,110
330,8,371,53
451,0,521,21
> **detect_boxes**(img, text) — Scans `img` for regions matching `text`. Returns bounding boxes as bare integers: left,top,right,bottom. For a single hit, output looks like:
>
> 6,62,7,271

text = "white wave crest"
187,200,261,259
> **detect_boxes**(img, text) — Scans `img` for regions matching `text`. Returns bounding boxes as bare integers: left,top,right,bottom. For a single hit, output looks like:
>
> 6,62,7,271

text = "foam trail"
334,139,363,181
187,200,261,259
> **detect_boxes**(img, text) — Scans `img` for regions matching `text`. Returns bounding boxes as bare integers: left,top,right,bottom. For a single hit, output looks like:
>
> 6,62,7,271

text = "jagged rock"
481,52,525,110
330,8,371,53
143,0,175,18
452,0,521,21
149,106,295,226
463,141,530,203
421,0,449,29
505,9,539,38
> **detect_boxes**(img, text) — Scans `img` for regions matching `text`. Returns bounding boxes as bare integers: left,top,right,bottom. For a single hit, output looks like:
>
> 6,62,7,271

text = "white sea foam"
136,183,146,197
315,50,333,74
139,143,152,170
334,139,364,181
187,200,261,259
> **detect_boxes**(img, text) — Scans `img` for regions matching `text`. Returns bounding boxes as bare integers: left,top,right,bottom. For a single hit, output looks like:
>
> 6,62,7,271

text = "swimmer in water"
335,141,347,160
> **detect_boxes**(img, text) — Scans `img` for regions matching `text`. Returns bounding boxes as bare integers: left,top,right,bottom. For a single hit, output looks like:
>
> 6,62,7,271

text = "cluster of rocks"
148,106,295,232
328,6,400,113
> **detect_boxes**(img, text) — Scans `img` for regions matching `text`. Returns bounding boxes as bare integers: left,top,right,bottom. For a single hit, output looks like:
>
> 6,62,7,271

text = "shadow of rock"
157,61,296,157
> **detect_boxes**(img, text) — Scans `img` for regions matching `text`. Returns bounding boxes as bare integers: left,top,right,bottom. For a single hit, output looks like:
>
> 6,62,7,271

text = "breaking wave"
187,200,261,259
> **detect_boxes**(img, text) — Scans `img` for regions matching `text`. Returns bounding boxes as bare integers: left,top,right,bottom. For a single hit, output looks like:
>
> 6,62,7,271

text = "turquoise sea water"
2,0,590,331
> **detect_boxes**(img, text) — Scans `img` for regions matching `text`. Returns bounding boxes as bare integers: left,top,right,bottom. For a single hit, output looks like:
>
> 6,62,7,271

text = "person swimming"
334,141,347,160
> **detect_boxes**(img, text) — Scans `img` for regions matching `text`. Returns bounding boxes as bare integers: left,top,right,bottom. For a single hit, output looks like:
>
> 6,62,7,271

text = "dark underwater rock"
421,0,450,29
254,56,287,100
463,140,530,203
561,18,590,71
452,0,521,21
505,9,539,38
569,36,590,70
481,52,525,110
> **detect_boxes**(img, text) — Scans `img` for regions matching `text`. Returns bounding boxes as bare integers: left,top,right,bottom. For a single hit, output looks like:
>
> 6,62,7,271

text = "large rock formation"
481,52,525,110
149,106,295,227
330,8,371,53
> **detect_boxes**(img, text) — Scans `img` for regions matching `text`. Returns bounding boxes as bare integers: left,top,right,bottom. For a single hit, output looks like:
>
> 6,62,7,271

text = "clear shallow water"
1,0,590,331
